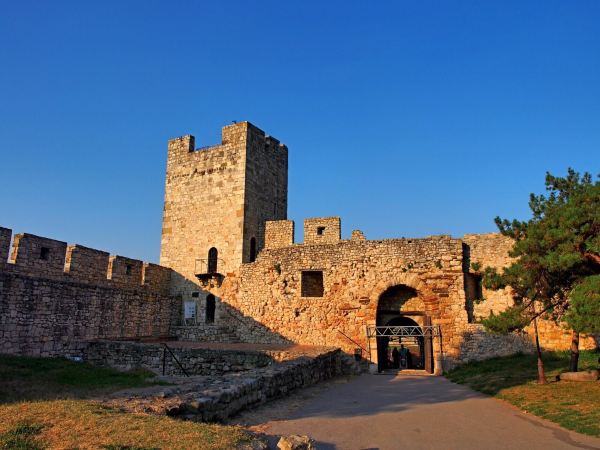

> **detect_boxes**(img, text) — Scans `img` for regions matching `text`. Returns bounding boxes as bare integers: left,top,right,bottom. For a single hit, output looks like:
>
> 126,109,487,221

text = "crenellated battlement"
0,226,171,294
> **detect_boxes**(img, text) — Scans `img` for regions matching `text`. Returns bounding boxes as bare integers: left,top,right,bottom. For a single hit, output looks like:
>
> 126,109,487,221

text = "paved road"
260,374,600,450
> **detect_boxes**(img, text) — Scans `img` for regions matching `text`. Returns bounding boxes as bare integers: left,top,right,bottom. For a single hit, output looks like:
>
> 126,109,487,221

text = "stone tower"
159,122,288,286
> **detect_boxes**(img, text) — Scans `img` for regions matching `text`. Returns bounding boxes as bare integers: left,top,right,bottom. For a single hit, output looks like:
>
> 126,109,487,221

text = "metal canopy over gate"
366,325,441,338
365,324,441,374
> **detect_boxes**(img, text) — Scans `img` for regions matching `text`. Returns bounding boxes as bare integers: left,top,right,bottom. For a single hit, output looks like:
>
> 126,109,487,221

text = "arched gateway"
367,284,438,374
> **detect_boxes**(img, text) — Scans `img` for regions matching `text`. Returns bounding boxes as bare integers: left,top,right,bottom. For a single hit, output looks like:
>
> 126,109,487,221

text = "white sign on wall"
184,301,197,321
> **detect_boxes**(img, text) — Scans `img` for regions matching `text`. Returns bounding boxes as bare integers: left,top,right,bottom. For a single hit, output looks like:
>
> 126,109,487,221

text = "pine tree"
481,169,600,380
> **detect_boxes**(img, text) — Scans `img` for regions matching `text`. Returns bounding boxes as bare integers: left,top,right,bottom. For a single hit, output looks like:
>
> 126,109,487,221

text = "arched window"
207,247,218,273
249,237,257,263
206,294,215,324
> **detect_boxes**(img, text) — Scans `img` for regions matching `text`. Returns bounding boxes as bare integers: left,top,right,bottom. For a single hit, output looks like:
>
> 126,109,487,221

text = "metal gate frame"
365,324,442,373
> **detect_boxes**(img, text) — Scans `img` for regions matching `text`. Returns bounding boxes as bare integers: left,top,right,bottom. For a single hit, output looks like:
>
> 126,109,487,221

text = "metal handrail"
337,330,368,355
162,343,190,377
194,258,225,275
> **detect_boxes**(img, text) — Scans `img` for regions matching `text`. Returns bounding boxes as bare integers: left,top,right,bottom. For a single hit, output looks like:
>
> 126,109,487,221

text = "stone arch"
368,273,438,373
367,273,437,325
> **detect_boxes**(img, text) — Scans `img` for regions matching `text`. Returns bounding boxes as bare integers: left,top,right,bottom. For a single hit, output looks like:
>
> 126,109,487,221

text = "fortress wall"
10,233,68,277
242,124,288,262
463,233,597,351
462,233,515,319
264,220,294,249
143,263,172,296
108,255,144,287
160,124,249,281
0,227,179,357
215,232,475,367
65,244,110,282
0,227,11,263
303,217,341,245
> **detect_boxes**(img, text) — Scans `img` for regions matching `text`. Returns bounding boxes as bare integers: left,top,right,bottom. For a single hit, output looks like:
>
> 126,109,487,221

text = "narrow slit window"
249,237,257,262
40,247,50,260
125,264,132,275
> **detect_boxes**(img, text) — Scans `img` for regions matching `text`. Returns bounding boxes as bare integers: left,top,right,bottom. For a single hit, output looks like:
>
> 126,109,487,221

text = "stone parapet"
0,226,172,294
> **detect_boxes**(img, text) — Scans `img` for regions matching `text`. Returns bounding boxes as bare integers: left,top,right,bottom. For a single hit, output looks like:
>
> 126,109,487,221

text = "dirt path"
229,374,600,450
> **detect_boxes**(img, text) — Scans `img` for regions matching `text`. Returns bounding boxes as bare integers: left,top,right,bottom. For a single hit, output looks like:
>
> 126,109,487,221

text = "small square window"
301,270,324,297
125,264,132,275
40,247,50,260
191,292,200,298
317,227,325,236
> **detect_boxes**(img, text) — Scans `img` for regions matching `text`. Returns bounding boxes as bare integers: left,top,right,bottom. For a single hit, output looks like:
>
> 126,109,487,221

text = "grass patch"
0,423,44,449
0,354,167,403
446,350,600,436
0,354,259,449
0,400,255,450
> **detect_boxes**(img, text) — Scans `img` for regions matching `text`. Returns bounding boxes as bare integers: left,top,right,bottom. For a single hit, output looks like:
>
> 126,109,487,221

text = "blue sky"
1,1,599,263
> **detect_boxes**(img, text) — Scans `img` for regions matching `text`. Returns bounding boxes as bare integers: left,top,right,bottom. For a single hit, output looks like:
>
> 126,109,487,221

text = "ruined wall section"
160,123,248,286
242,124,288,262
0,227,178,357
264,220,295,249
303,217,341,245
463,233,597,351
463,233,515,319
217,232,471,367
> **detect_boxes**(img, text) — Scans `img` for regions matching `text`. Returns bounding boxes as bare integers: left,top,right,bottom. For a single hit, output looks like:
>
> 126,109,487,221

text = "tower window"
317,227,325,236
249,237,257,262
40,247,50,260
301,271,324,297
206,294,216,324
125,264,132,275
207,247,218,273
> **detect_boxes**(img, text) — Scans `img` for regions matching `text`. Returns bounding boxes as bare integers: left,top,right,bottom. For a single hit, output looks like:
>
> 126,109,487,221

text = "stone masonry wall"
265,220,295,250
109,348,343,422
303,217,341,245
0,227,179,357
160,126,247,279
242,124,288,263
161,122,288,301
463,233,598,351
213,230,473,369
85,341,274,376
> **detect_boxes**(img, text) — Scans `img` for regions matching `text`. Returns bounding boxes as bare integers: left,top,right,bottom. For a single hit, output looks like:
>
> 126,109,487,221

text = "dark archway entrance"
378,316,425,370
372,284,435,374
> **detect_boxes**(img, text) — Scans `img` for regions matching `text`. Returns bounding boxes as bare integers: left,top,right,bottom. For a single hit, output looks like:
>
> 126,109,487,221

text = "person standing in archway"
399,345,409,369
392,347,400,369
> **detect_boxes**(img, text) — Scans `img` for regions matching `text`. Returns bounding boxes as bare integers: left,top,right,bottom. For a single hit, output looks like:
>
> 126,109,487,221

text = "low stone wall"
85,341,274,376
107,348,343,422
455,324,534,366
171,325,240,343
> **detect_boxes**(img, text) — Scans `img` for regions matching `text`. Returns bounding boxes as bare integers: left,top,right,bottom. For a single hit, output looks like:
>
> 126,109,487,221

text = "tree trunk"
569,330,580,372
531,303,547,384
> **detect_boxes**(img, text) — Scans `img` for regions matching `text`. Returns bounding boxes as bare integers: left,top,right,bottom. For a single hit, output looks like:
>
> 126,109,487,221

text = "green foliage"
434,260,442,269
484,168,600,330
0,354,165,403
470,261,482,272
445,350,600,436
565,275,600,334
0,423,44,450
481,306,530,334
481,267,506,290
